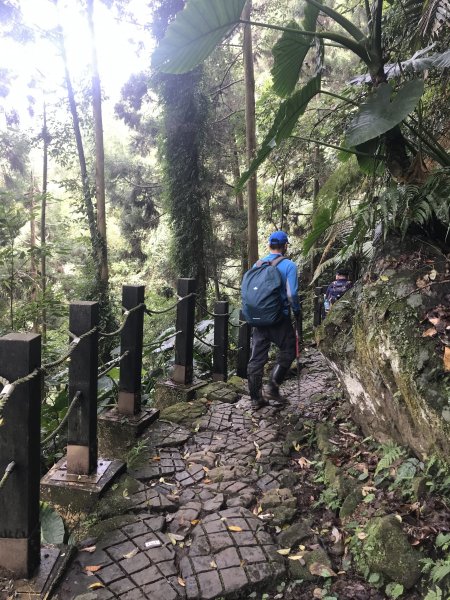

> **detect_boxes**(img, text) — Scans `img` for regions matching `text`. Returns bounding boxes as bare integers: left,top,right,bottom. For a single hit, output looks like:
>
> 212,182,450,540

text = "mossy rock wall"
316,237,450,459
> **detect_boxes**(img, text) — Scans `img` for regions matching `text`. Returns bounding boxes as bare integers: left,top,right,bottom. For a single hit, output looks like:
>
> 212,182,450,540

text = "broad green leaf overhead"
238,75,321,190
345,79,425,147
271,1,321,98
151,0,246,74
305,0,366,42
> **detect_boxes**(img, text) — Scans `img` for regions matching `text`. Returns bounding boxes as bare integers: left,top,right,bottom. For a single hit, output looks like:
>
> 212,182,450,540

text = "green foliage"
238,75,321,190
271,1,321,98
374,441,406,476
151,0,246,74
385,582,404,598
345,80,425,147
423,454,450,495
313,486,341,510
40,502,65,544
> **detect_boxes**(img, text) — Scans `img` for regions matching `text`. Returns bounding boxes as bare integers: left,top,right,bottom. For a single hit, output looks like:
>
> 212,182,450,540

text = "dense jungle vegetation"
0,0,449,597
1,0,449,435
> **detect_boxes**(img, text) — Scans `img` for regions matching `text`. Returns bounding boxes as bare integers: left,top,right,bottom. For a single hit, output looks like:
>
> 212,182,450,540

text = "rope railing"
41,391,82,447
144,292,196,316
97,351,129,380
0,461,15,489
194,332,219,348
143,330,182,349
98,303,145,338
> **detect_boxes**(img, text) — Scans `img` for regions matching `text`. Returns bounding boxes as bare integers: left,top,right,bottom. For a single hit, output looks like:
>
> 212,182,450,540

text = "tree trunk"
29,174,38,334
232,138,249,277
58,24,99,276
242,0,258,266
87,0,109,288
41,102,48,343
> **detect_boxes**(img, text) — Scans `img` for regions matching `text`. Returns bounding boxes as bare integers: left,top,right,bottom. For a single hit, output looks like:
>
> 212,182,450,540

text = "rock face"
317,237,450,459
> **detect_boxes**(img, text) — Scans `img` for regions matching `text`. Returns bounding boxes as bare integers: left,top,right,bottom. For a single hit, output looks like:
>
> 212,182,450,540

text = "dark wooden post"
236,310,251,378
67,301,99,475
118,285,145,415
0,333,41,578
213,301,229,381
173,278,196,385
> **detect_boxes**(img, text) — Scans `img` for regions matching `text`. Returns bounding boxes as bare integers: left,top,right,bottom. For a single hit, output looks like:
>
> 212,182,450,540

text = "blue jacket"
255,253,300,316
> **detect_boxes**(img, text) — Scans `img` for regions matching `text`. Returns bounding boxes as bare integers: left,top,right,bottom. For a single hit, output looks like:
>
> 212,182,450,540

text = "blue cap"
268,230,289,245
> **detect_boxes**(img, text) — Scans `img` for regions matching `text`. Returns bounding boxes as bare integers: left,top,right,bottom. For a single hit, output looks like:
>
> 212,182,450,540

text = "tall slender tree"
87,0,109,289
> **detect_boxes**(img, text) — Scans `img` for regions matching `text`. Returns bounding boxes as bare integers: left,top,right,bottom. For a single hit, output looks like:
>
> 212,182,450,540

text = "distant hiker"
324,268,352,313
241,230,300,410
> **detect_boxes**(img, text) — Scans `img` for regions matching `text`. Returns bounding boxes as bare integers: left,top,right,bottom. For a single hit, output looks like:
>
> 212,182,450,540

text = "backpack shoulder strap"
270,256,287,267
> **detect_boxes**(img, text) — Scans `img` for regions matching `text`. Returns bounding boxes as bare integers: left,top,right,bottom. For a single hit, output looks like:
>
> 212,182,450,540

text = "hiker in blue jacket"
246,230,300,409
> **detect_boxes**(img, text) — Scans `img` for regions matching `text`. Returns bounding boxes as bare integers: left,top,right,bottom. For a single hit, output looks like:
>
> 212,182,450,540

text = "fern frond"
418,0,450,40
375,442,406,475
431,560,450,584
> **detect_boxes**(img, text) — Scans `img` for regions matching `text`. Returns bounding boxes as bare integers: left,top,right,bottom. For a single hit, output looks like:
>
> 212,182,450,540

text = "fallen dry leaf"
276,548,291,555
88,582,105,590
191,519,200,526
330,527,341,543
151,456,161,461
361,485,377,497
85,565,102,573
227,525,243,532
297,456,312,469
288,554,305,563
177,577,186,587
444,347,450,372
308,562,337,578
80,545,96,553
123,548,139,560
422,327,437,338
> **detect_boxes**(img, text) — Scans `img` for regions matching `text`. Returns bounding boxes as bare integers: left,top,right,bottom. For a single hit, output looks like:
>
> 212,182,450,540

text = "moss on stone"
159,399,208,426
340,488,363,518
316,238,450,461
288,548,333,582
361,515,421,589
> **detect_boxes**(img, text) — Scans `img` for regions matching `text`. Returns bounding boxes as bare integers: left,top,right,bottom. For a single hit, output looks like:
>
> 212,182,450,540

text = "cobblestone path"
57,348,336,600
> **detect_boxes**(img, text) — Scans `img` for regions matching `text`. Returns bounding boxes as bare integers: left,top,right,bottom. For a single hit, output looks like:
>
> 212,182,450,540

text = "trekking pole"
294,317,301,399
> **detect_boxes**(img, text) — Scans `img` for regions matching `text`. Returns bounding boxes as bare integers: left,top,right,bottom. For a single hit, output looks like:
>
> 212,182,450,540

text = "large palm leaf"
152,0,246,74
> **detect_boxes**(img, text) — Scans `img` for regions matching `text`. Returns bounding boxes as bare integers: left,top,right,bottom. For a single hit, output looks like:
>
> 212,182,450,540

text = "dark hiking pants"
247,317,296,377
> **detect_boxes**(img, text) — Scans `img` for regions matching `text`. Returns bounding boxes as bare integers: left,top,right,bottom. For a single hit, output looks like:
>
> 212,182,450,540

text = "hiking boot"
248,374,268,410
265,365,289,406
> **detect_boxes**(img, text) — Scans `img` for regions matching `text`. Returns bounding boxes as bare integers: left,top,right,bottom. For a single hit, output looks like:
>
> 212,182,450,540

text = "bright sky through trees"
1,0,153,126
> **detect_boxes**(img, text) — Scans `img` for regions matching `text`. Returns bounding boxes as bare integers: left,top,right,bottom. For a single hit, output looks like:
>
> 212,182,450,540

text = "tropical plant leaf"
350,47,450,84
152,0,246,74
345,79,424,147
237,75,321,190
303,196,340,254
40,503,65,544
271,1,321,98
305,0,366,42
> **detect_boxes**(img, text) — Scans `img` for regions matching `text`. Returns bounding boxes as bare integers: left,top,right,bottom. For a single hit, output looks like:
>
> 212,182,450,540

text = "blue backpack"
241,257,286,326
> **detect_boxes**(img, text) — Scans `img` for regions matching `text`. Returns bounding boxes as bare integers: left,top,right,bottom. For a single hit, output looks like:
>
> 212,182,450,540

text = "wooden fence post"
0,333,41,578
236,310,251,378
172,278,196,385
118,285,145,415
213,301,229,381
67,301,99,475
